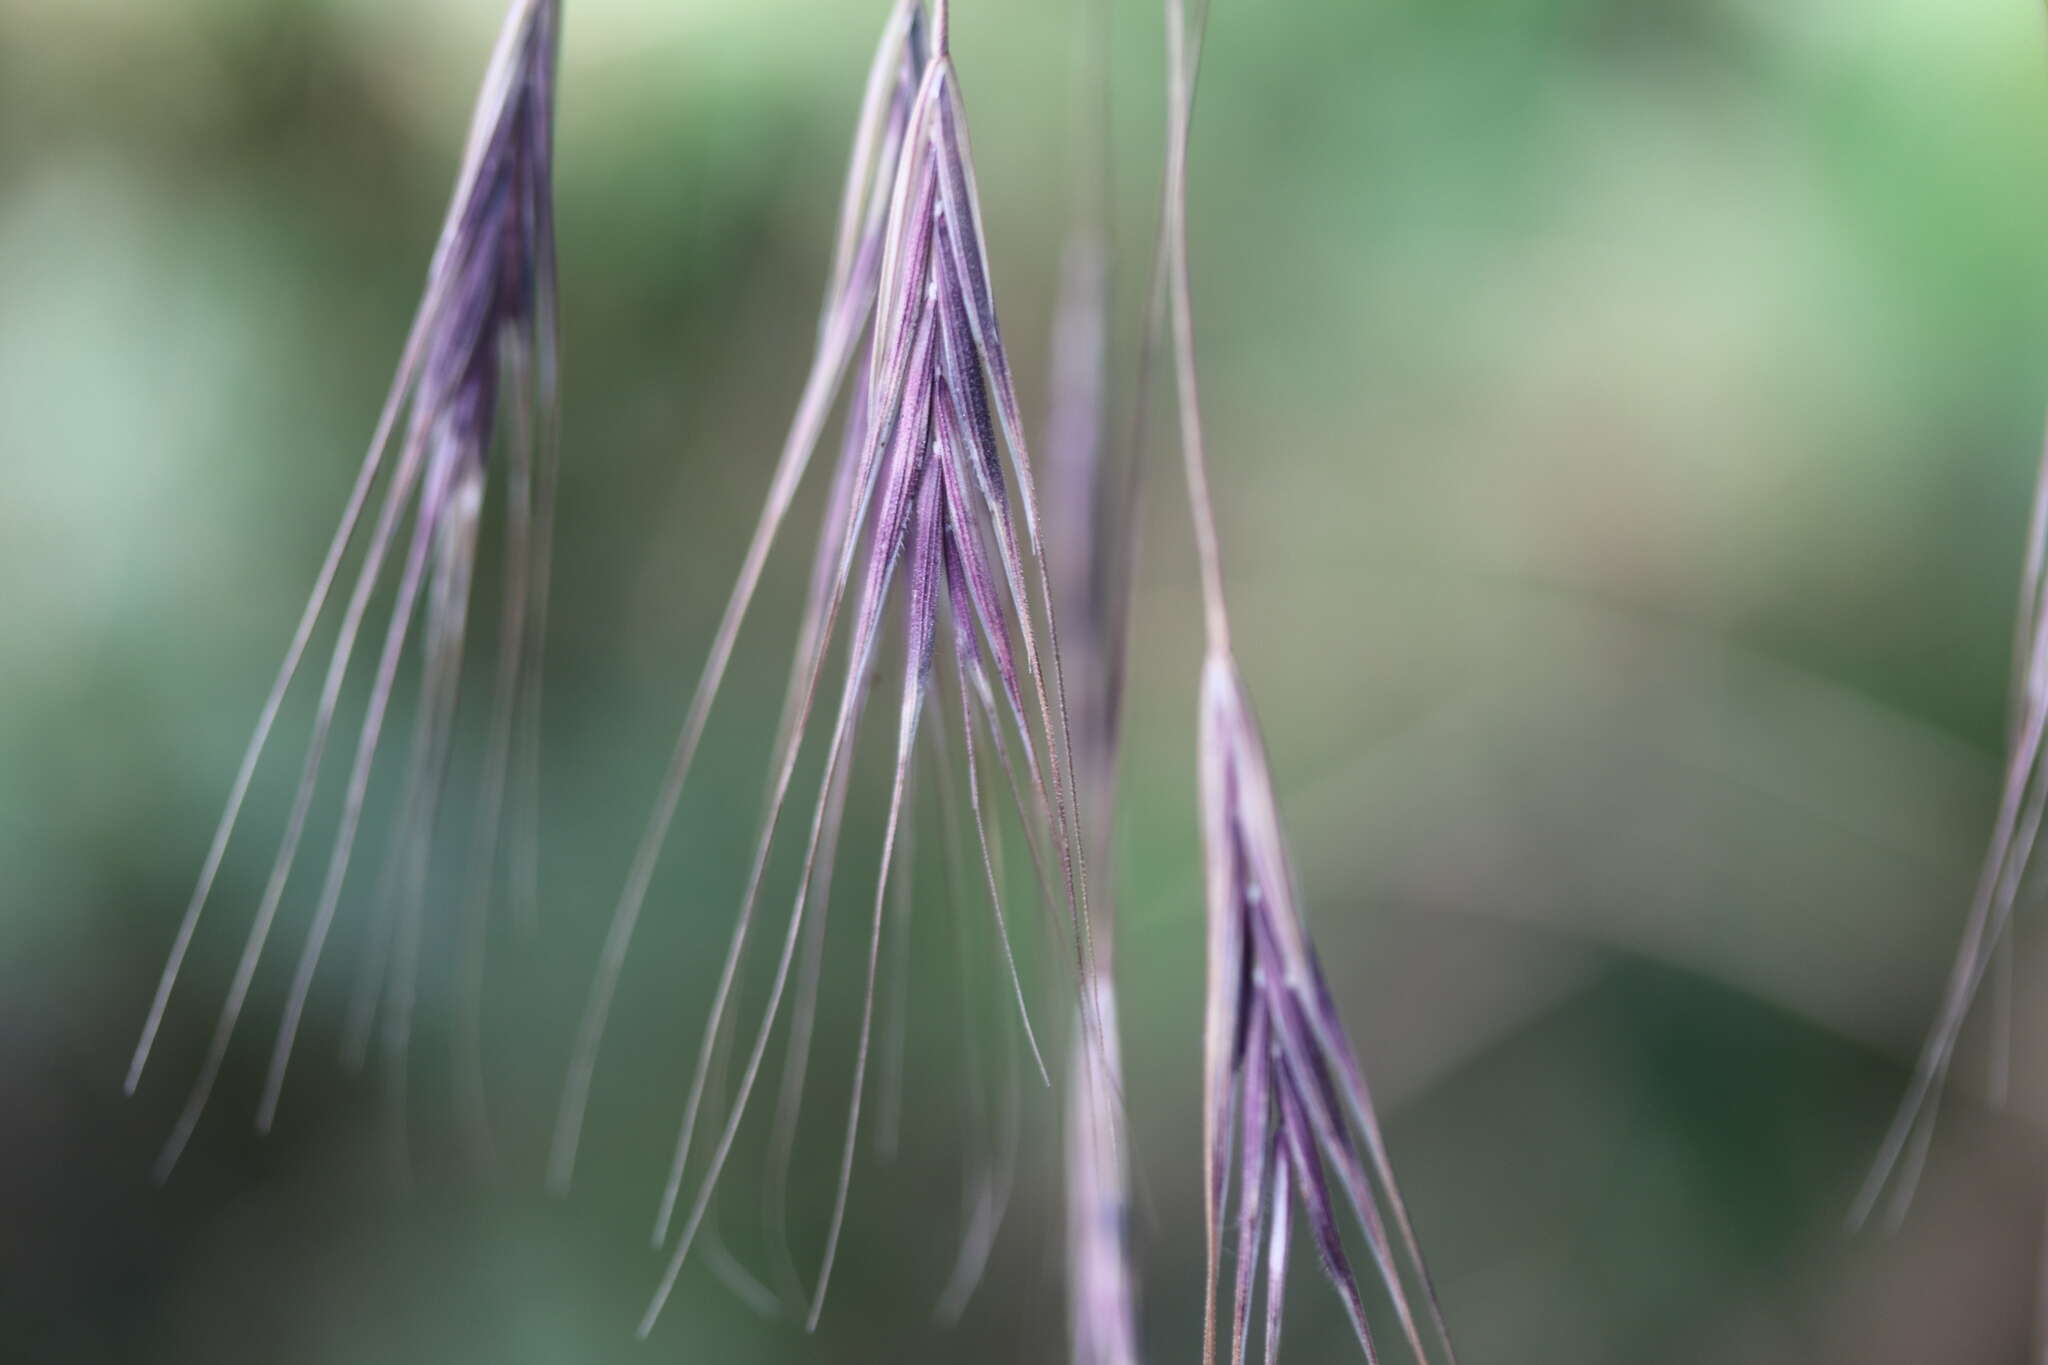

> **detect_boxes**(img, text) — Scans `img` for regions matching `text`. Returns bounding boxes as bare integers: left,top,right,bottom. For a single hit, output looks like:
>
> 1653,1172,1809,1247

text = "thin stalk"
1163,0,1229,654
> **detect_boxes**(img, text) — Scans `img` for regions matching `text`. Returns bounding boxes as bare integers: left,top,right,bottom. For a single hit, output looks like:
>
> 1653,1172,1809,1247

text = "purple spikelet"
1198,655,1454,1365
1154,2,1454,1361
530,0,1087,1338
127,0,561,1179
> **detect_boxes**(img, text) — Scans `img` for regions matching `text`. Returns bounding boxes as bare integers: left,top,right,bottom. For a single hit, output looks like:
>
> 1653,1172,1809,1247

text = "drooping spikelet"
127,0,561,1179
546,0,1091,1337
1156,2,1455,1361
1198,657,1454,1365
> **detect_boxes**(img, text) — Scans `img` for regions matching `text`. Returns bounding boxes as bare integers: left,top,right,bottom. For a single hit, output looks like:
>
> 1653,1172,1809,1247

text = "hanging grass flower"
126,0,561,1179
1155,2,1455,1361
1198,655,1454,1365
542,0,1091,1337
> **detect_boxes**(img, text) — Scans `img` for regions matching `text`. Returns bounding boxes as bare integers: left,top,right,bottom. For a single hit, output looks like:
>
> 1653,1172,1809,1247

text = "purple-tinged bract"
128,0,561,1180
1198,652,1455,1365
539,0,1089,1340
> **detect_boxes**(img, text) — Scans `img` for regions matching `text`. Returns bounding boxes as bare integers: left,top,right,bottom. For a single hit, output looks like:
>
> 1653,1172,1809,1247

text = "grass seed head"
1197,653,1455,1365
128,0,561,1179
546,1,1096,1338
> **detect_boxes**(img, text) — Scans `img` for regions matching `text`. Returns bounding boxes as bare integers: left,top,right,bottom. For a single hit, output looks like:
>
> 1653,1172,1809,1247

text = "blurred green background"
9,0,2048,1360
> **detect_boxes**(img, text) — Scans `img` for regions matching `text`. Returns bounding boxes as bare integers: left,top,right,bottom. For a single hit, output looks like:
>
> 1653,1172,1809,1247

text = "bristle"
930,703,1025,1326
948,547,1051,1082
338,631,452,1072
803,465,943,1329
875,769,919,1160
1161,0,1452,1357
1199,659,1246,1365
260,453,474,1139
1274,1076,1376,1364
761,750,857,1304
1231,1004,1273,1365
696,955,785,1322
379,460,487,1174
124,391,411,1102
1263,1152,1292,1365
151,429,438,1181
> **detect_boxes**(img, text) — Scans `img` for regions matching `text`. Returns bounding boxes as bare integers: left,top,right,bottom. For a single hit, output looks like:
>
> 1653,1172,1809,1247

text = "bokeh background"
9,0,2048,1360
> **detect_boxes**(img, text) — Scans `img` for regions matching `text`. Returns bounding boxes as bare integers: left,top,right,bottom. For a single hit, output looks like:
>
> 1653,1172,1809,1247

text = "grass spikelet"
1197,657,1454,1365
125,0,561,1180
1155,1,1455,1361
540,0,1090,1337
